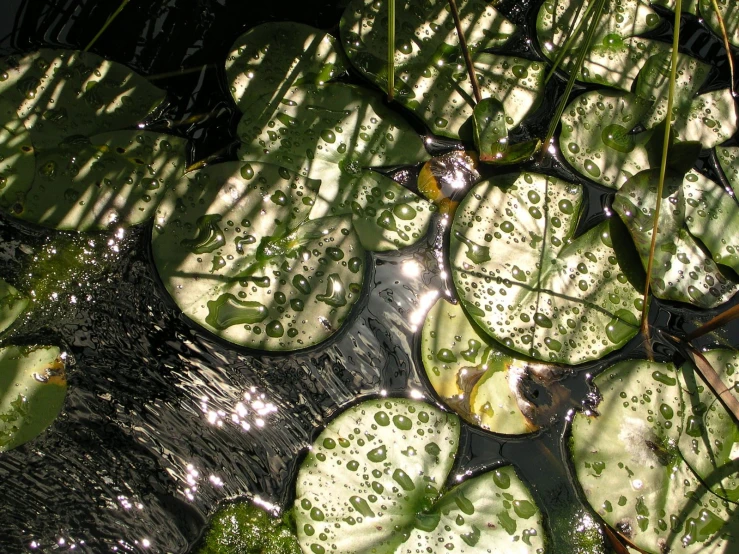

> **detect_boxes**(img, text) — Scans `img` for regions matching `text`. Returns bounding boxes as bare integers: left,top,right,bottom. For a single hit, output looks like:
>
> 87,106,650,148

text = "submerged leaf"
421,297,568,434
152,162,365,351
0,345,65,452
451,172,643,365
294,397,545,553
0,131,187,231
226,22,347,114
198,501,300,554
0,278,28,334
571,356,739,554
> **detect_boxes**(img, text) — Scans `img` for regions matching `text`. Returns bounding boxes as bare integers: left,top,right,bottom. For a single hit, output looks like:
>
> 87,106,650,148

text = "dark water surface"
0,0,737,552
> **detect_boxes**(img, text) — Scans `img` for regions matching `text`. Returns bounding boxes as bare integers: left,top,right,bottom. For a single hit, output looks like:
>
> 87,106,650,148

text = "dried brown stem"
447,0,482,104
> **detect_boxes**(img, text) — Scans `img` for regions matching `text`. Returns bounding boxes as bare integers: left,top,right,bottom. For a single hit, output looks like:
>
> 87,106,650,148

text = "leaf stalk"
447,0,482,104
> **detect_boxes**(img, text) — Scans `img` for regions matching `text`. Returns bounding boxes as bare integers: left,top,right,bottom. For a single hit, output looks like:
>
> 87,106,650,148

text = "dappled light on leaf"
451,172,643,364
572,356,739,553
0,278,28,334
294,397,545,553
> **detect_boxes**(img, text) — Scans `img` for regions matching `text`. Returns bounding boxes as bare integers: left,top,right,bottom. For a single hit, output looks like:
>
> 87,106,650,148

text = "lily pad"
0,278,28,334
0,345,65,452
700,0,739,47
225,22,347,114
683,169,739,275
340,0,545,139
613,168,738,308
536,0,664,90
0,49,165,149
294,397,546,553
571,356,739,554
717,146,739,191
451,172,644,365
0,130,188,231
152,161,365,351
198,501,300,554
421,297,568,435
308,169,435,251
237,83,428,179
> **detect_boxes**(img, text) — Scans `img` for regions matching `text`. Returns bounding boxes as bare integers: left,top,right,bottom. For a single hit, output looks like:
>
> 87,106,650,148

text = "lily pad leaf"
560,90,654,189
536,0,663,90
0,278,28,334
225,22,347,114
717,146,739,192
473,97,541,166
0,130,187,231
0,49,165,149
634,52,738,147
198,500,300,554
613,168,737,308
152,161,365,351
422,297,569,435
683,169,739,275
237,83,428,179
309,169,435,251
699,0,739,47
451,172,644,365
341,0,545,140
571,357,739,554
0,345,65,452
294,397,546,553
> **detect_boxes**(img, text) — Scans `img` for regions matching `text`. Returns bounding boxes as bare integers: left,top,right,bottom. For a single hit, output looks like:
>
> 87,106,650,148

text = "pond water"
0,0,737,552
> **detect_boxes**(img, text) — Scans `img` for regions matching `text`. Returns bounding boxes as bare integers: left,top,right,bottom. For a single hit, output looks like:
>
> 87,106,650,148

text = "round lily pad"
716,146,739,192
422,297,567,435
451,172,644,365
152,161,365,351
0,130,187,231
294,397,546,553
0,278,28,334
226,22,347,114
237,83,428,180
536,0,665,90
0,49,165,149
614,169,738,308
700,0,739,47
571,356,739,553
0,345,65,452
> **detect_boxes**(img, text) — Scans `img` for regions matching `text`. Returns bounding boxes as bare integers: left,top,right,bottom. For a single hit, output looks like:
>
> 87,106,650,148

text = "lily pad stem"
447,0,481,104
711,0,736,97
84,0,130,52
540,0,606,161
640,0,682,352
388,0,395,101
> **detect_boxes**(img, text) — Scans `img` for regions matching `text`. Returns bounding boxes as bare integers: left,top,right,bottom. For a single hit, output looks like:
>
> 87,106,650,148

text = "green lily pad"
536,0,664,90
571,357,739,554
613,168,737,308
634,52,737,147
560,90,655,189
308,169,435,251
451,172,643,365
0,278,28,334
651,0,701,13
0,130,187,231
0,345,65,452
225,22,347,114
717,146,739,191
421,297,567,435
700,0,739,47
152,161,365,351
683,169,739,275
237,83,428,179
0,49,165,149
678,349,739,504
340,0,545,139
294,397,546,553
198,501,300,554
